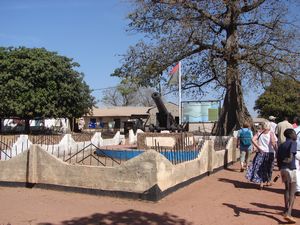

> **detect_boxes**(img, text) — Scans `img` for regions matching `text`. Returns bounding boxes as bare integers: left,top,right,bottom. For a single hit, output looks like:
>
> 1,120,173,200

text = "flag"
167,63,179,86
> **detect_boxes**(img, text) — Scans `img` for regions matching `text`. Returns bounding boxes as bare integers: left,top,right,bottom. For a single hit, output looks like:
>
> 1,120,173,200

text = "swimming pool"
95,149,144,160
95,149,200,163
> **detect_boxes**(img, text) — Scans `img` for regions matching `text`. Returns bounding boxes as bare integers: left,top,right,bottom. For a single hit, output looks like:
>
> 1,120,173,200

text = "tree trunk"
213,66,252,135
69,117,74,132
213,10,252,135
25,119,30,134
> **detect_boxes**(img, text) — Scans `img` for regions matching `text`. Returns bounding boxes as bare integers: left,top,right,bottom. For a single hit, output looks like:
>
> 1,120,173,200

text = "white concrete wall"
128,129,144,145
156,137,239,191
0,137,239,198
0,150,29,182
188,122,214,133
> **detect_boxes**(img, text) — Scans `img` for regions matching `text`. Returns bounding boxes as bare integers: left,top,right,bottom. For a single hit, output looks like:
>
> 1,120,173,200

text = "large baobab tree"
113,0,300,135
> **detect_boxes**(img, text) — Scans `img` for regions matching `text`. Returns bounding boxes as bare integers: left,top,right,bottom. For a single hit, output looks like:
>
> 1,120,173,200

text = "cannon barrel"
150,92,188,132
151,92,169,115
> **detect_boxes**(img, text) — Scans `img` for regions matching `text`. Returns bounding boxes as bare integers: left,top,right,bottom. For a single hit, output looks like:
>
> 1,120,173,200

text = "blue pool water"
159,150,200,162
95,149,144,160
95,149,200,162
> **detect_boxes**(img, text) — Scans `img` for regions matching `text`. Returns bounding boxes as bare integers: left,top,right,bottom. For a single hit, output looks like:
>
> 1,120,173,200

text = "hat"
269,116,276,120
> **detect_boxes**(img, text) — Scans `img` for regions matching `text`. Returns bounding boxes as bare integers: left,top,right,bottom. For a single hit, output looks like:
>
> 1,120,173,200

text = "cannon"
149,92,188,132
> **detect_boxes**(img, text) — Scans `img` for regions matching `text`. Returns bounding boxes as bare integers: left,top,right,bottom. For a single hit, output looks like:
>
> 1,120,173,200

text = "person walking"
277,128,298,223
276,117,293,145
293,117,300,195
292,117,298,129
237,122,253,172
246,121,278,189
269,116,277,133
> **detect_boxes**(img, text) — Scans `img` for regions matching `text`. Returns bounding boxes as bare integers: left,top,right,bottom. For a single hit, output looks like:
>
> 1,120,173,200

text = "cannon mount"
150,92,188,132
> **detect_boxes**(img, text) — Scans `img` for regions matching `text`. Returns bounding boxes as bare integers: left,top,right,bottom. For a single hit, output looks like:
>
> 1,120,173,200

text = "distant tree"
254,78,300,121
101,83,155,107
113,0,300,135
135,87,156,107
101,85,136,106
0,47,95,133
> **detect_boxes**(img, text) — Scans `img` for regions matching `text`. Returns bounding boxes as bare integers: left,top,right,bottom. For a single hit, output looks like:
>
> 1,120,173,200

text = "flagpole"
178,61,182,125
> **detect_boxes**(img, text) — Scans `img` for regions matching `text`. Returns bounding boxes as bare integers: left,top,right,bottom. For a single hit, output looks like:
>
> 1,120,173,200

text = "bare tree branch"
240,0,266,13
180,2,226,28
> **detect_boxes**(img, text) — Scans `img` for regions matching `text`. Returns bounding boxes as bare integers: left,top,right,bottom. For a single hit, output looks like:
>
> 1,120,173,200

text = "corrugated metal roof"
90,107,151,117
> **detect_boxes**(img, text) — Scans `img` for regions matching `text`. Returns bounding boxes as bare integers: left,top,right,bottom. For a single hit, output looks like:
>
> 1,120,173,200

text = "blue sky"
0,0,299,117
0,0,140,101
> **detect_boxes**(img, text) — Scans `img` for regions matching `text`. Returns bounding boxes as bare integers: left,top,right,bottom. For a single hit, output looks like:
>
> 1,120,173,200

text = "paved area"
0,163,299,225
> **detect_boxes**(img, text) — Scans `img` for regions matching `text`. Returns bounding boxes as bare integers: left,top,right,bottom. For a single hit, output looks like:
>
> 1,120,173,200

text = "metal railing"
0,140,12,160
0,134,141,166
213,136,229,151
71,133,95,142
0,135,22,160
0,133,228,166
29,134,63,145
63,143,122,167
197,135,229,151
153,133,203,165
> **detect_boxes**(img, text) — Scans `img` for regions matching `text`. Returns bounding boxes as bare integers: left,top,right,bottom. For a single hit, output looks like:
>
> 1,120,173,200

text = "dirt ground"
1,162,300,225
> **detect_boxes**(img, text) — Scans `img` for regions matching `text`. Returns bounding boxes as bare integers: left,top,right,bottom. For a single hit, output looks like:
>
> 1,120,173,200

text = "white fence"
0,132,124,160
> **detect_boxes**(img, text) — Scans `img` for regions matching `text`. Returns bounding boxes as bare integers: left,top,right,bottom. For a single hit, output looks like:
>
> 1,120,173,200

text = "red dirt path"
1,163,299,225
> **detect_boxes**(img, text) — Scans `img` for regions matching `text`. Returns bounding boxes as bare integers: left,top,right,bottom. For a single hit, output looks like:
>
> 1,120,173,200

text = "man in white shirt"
269,116,277,134
276,117,293,145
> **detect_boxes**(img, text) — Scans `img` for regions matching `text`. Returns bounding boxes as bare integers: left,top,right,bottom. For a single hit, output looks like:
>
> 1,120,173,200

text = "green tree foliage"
254,78,300,120
0,47,95,132
113,0,300,135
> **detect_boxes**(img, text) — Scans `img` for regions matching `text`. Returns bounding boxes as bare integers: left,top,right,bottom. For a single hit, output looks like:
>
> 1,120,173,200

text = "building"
83,106,150,133
83,103,179,134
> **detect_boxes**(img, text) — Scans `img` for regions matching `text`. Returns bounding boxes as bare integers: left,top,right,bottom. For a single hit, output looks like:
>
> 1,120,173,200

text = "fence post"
26,144,38,186
231,137,238,162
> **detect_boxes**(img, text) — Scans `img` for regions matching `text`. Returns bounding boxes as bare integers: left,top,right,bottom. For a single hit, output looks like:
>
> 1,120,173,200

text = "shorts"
280,168,297,183
240,150,250,164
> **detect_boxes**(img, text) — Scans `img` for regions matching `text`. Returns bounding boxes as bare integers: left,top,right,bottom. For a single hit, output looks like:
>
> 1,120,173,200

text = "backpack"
240,129,252,147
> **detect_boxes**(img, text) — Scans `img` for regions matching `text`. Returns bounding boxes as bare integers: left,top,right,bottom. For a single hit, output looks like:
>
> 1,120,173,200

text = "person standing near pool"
276,117,293,145
246,121,278,189
293,117,300,195
277,128,298,223
237,122,253,172
269,116,277,133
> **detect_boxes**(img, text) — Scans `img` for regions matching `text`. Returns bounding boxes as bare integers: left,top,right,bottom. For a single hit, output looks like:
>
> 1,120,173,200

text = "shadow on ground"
224,167,241,173
38,209,193,225
218,178,284,194
251,202,300,218
223,203,291,224
218,178,258,189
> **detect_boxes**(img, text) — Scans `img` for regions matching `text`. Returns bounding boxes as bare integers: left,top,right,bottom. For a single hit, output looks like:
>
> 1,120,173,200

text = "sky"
0,0,299,117
0,0,139,101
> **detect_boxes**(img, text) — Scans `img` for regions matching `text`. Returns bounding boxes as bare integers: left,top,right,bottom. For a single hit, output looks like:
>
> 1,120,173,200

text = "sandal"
283,215,296,223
